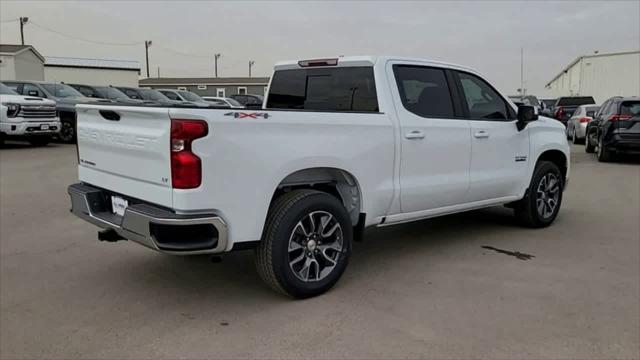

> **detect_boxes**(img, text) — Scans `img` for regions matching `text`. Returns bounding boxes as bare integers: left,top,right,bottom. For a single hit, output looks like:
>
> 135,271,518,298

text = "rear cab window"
266,67,378,112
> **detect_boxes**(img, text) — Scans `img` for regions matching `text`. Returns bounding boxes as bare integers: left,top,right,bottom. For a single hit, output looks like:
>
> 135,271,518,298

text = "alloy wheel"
59,121,74,143
536,173,560,219
288,211,343,282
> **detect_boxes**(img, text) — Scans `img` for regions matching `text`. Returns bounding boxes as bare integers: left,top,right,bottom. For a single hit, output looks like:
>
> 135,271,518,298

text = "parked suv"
230,94,264,108
553,96,596,125
68,56,569,298
157,89,211,107
0,83,60,146
3,81,92,143
585,96,640,161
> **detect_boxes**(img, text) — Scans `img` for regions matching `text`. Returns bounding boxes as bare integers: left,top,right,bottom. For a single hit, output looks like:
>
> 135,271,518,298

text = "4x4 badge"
224,112,270,119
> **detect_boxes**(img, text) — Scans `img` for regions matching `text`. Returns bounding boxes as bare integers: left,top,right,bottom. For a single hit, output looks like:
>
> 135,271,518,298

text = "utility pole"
19,17,28,45
144,41,152,78
248,60,255,78
520,47,525,97
214,53,221,78
157,67,160,78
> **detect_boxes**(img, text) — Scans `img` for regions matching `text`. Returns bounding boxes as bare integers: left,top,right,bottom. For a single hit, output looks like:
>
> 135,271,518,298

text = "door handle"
405,130,425,140
474,130,489,139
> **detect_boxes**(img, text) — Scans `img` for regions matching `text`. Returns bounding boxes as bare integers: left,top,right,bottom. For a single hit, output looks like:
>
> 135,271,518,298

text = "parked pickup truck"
0,82,60,146
68,56,570,298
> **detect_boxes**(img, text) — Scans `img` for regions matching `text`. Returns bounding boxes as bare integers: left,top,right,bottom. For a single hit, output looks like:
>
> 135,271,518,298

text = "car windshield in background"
96,87,130,100
41,83,84,98
0,83,18,95
227,98,242,107
177,91,203,102
139,89,168,101
585,106,600,113
620,101,640,118
266,67,378,112
556,97,595,106
542,99,556,107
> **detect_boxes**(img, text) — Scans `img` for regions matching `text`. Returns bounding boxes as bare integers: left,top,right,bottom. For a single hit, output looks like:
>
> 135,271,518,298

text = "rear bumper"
68,183,228,255
604,134,640,153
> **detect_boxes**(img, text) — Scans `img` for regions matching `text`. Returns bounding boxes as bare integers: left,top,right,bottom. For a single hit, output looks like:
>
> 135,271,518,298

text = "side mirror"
516,105,538,131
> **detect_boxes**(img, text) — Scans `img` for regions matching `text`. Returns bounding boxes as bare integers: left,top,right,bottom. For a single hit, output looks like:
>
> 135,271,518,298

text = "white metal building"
545,50,640,104
0,44,45,81
44,57,141,87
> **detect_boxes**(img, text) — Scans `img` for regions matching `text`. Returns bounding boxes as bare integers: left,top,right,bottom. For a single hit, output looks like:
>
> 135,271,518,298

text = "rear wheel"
585,130,596,153
256,189,352,298
514,161,563,228
597,135,613,162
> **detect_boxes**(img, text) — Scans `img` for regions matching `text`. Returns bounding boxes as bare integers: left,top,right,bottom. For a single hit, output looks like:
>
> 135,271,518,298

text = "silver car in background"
566,104,600,144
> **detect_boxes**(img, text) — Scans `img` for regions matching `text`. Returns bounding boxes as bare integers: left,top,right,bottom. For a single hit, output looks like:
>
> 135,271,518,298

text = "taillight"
608,114,632,121
579,117,591,123
554,106,564,119
170,119,208,189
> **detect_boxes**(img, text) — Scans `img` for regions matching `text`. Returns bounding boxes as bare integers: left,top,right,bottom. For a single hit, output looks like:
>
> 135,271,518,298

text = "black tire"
28,136,51,147
514,161,564,228
571,129,581,145
585,131,596,153
597,135,613,162
58,118,76,144
256,189,352,299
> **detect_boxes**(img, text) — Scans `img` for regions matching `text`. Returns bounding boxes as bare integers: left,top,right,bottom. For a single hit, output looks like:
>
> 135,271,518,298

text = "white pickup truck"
1,83,60,146
68,56,570,298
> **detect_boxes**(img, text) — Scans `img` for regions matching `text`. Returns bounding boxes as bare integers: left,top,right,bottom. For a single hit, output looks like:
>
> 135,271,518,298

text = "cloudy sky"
1,0,638,95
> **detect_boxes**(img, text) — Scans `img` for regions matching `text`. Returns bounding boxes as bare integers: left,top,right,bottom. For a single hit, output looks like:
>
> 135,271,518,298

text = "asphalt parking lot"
1,143,638,359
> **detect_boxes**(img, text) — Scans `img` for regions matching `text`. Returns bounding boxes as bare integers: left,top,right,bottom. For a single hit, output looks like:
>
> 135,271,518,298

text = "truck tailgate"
76,105,173,207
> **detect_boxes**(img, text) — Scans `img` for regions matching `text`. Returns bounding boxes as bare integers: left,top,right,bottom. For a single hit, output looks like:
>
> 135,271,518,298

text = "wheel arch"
536,149,568,181
269,167,363,226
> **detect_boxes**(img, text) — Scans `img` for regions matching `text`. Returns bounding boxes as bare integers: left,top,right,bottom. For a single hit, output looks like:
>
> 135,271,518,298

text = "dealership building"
545,50,640,104
0,44,140,86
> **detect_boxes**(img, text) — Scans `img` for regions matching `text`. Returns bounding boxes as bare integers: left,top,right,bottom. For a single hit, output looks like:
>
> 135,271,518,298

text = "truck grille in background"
18,105,57,120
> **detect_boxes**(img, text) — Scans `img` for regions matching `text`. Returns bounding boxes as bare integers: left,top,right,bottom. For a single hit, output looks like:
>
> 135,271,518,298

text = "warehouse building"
545,50,640,103
139,77,270,97
44,57,141,87
0,44,45,81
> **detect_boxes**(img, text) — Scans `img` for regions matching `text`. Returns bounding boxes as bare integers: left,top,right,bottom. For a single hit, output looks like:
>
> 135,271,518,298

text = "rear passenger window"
458,72,512,120
266,67,378,112
393,65,454,118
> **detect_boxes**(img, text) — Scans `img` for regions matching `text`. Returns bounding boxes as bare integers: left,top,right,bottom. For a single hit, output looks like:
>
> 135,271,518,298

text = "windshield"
556,97,595,106
542,99,556,107
0,83,18,95
41,83,84,98
139,89,169,101
226,98,242,107
96,87,129,100
177,90,203,102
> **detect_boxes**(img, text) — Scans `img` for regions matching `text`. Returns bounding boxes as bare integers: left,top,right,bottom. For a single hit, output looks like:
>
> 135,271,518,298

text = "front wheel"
256,189,352,298
58,118,76,144
514,161,564,228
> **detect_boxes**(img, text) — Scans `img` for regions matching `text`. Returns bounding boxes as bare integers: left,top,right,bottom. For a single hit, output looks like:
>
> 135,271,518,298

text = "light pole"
248,60,255,78
214,53,221,77
19,17,28,45
144,41,152,78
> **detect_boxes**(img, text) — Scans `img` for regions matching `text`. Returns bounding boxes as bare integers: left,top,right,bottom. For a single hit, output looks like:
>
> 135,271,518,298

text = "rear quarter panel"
168,108,396,247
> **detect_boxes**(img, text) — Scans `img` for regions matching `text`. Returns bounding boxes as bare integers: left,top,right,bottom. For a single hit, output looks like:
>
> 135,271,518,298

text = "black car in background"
585,96,640,161
230,94,264,108
68,84,148,105
553,96,596,125
116,87,188,106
